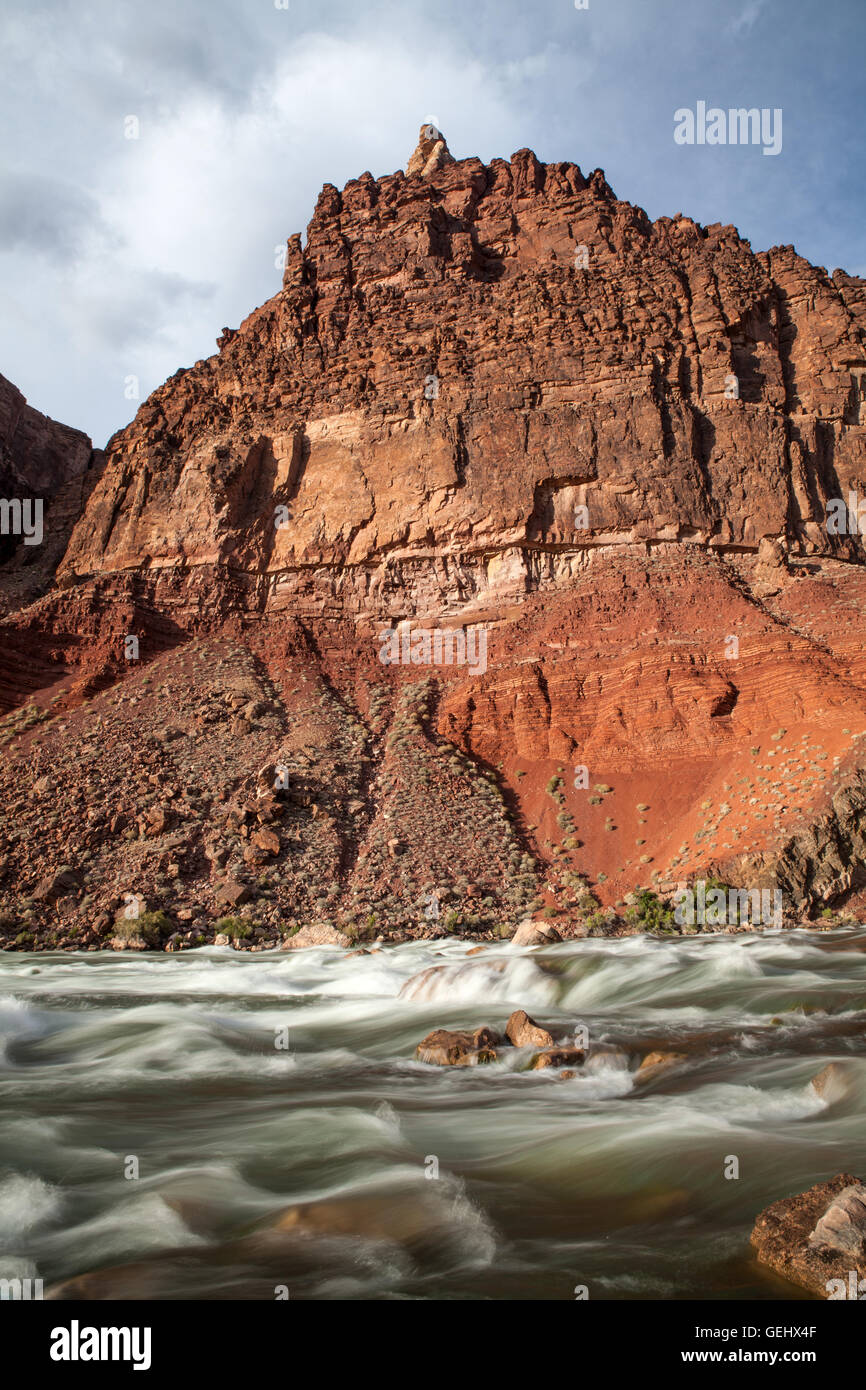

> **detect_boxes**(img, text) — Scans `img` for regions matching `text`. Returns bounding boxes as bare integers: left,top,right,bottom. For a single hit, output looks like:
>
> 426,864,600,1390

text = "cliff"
1,126,865,948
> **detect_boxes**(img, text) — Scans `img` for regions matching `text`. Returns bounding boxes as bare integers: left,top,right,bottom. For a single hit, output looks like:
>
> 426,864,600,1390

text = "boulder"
256,762,279,792
751,1174,866,1298
415,1026,501,1066
109,932,150,951
215,879,251,908
510,919,562,947
144,805,171,837
32,867,81,902
279,922,349,950
506,1009,554,1049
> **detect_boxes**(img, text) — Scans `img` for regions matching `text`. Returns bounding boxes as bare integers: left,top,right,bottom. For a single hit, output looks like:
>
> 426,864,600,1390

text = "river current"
2,927,865,1300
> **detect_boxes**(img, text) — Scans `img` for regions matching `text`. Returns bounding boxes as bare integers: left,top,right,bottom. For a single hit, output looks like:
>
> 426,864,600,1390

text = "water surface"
2,928,865,1300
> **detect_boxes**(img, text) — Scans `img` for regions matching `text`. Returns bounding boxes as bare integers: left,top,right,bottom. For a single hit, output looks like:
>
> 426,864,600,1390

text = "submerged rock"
751,1173,866,1298
272,1190,447,1245
528,1047,586,1071
415,1026,501,1066
810,1061,852,1103
399,959,505,1001
635,1050,688,1078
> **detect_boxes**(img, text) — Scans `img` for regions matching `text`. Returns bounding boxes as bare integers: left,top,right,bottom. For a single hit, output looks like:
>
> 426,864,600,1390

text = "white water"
1,927,865,1300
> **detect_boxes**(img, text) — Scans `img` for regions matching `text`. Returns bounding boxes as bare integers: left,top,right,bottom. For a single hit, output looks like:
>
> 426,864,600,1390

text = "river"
2,927,865,1300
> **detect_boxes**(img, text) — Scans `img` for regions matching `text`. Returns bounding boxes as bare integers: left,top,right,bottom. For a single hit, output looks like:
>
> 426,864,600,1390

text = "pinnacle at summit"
406,121,455,178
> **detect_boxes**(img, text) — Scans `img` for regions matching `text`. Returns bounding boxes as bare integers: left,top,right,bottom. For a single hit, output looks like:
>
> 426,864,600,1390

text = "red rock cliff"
1,127,866,945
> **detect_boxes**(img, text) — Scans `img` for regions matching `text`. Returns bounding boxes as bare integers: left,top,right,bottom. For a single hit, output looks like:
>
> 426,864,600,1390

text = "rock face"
2,127,866,945
751,1175,866,1298
50,140,866,598
0,372,101,612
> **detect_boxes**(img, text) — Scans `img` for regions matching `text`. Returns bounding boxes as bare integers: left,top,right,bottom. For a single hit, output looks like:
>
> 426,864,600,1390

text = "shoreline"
0,913,856,954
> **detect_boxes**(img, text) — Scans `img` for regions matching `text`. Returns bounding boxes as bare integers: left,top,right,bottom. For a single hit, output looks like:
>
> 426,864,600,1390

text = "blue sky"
1,0,863,446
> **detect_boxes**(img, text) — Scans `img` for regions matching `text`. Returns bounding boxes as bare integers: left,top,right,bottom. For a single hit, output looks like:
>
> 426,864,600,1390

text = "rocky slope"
1,125,866,950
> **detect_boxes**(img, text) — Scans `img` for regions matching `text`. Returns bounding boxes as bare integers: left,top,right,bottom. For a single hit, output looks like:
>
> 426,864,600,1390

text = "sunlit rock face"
1,130,866,935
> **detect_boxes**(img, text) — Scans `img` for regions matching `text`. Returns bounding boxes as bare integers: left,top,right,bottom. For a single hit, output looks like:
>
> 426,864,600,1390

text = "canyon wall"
2,128,866,943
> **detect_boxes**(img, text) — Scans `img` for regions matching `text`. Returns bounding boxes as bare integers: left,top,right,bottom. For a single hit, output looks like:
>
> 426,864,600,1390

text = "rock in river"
751,1173,866,1298
415,1026,501,1066
506,1009,554,1049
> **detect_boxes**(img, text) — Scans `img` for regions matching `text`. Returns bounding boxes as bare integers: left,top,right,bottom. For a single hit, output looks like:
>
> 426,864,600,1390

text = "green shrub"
623,889,674,933
215,915,254,939
114,910,172,946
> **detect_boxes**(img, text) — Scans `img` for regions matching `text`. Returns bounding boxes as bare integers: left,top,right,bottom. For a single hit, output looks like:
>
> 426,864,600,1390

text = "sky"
1,0,864,448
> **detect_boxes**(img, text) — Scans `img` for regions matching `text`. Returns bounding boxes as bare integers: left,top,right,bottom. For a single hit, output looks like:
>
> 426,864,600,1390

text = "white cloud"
0,27,520,444
0,0,860,447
